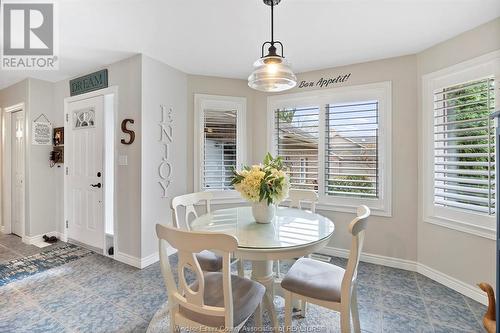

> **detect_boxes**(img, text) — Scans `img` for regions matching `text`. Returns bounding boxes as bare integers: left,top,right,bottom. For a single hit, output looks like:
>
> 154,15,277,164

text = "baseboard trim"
320,246,418,271
23,231,64,245
115,251,164,269
140,252,159,269
115,251,141,268
417,263,487,305
319,246,487,305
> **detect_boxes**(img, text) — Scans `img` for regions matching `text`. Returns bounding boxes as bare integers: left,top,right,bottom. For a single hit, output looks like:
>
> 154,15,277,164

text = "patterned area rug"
0,244,92,286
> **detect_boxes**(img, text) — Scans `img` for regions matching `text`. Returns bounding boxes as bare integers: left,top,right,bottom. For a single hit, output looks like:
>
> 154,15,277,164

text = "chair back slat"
172,192,213,230
342,205,370,291
156,224,237,327
287,189,319,213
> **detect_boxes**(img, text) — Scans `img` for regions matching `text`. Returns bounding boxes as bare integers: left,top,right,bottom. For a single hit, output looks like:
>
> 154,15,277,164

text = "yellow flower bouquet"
231,153,290,223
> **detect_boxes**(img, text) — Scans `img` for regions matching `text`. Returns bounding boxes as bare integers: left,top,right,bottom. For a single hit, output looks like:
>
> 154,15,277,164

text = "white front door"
66,95,105,249
11,111,24,237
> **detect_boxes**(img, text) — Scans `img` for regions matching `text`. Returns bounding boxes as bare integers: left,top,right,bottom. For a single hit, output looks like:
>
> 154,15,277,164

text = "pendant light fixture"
248,0,297,92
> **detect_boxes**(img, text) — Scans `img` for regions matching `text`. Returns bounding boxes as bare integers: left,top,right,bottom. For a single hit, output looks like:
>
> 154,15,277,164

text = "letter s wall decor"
121,119,135,145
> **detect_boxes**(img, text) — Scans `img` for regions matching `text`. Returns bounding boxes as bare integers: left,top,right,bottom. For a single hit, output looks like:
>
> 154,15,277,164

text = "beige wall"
416,18,500,289
141,55,188,258
0,79,58,238
186,75,257,191
255,55,419,260
53,55,143,258
0,80,29,232
186,55,419,261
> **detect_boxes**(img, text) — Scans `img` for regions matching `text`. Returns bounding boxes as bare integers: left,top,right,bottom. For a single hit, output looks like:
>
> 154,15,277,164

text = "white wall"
141,55,188,259
417,18,500,290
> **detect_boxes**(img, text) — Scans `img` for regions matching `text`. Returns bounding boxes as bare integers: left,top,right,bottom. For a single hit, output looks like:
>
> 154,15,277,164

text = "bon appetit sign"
298,73,351,89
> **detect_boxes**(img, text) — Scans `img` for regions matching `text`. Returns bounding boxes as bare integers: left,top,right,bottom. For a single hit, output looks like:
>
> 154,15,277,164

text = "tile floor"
0,234,67,262
0,234,487,333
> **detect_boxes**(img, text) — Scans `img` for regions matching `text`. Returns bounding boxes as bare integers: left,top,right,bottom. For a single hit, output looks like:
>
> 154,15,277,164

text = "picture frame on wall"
53,127,64,146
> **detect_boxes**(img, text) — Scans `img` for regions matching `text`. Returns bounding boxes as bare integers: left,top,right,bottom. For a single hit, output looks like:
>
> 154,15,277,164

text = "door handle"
90,183,102,188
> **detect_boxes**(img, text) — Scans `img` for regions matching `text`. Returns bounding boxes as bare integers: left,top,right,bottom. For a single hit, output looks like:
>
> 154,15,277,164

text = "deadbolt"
97,172,101,177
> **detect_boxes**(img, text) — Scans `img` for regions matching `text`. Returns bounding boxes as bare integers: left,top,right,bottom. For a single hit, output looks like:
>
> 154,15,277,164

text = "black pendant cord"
270,1,274,44
260,0,284,58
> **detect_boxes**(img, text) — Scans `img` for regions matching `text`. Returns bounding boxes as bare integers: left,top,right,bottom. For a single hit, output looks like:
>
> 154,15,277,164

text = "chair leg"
284,291,293,333
340,302,351,333
254,301,263,328
300,299,308,317
276,260,281,278
169,307,178,333
351,287,361,333
237,259,245,277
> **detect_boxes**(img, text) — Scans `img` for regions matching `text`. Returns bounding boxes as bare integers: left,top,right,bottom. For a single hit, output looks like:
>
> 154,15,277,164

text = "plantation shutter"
325,101,379,198
203,110,237,190
433,78,496,215
275,107,319,190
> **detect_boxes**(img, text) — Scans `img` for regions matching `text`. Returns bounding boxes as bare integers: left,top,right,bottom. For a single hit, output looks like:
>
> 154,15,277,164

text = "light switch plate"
118,155,128,166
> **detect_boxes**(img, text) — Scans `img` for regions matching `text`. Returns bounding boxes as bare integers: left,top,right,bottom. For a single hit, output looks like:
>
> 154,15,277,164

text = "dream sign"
70,69,109,96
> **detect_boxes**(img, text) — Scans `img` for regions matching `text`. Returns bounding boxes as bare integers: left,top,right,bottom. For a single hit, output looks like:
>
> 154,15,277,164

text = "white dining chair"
172,192,244,275
277,189,319,315
156,224,265,332
280,205,370,333
287,189,318,213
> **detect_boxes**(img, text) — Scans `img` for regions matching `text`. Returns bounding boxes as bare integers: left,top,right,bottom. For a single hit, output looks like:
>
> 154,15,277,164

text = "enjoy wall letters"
158,105,173,198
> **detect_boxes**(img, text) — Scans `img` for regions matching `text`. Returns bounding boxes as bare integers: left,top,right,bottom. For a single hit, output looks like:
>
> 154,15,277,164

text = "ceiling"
1,0,499,90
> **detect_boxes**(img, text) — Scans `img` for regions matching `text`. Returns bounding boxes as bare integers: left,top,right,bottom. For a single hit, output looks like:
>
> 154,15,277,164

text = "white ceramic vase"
251,201,276,224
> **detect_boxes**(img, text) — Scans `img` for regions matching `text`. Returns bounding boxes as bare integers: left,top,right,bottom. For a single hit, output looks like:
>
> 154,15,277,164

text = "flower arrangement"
231,153,290,205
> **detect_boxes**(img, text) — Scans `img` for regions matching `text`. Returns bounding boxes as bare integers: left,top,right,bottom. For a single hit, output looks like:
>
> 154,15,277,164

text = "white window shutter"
325,101,379,198
202,110,237,191
275,107,319,190
433,78,495,215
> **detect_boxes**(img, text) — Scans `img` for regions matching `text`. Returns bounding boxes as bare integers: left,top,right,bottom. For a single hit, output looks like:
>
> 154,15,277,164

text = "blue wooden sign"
70,69,108,96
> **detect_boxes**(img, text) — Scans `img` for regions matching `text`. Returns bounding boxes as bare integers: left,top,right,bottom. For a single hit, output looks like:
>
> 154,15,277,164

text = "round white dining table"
190,206,335,332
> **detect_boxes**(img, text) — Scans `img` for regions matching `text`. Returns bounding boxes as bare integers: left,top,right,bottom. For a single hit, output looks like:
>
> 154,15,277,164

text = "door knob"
90,183,102,188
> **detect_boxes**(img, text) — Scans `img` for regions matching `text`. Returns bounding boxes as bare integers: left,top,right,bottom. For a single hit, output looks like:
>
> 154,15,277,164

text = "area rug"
0,243,92,286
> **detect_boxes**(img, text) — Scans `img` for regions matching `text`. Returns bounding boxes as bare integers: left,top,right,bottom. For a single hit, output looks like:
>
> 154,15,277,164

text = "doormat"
0,244,92,286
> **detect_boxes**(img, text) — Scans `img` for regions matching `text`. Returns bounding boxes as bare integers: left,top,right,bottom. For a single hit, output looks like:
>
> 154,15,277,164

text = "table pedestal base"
251,260,278,333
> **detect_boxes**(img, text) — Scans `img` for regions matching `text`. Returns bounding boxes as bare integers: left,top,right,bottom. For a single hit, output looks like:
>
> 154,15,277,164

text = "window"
325,101,379,198
194,94,247,201
268,82,392,216
275,107,319,190
422,52,500,239
433,78,495,215
203,110,237,190
74,108,95,128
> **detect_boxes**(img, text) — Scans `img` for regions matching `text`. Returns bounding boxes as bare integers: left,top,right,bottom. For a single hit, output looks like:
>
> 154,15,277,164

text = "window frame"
194,94,247,203
267,81,392,217
421,51,500,240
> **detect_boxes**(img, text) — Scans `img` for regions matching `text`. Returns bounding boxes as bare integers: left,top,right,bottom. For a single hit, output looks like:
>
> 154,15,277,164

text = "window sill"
316,202,392,217
423,215,495,240
210,197,247,206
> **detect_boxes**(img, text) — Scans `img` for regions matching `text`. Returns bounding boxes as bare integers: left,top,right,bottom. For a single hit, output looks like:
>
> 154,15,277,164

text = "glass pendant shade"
248,55,297,92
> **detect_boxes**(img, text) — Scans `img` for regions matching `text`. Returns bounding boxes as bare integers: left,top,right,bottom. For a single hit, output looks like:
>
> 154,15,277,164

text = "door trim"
63,86,118,256
2,103,27,239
